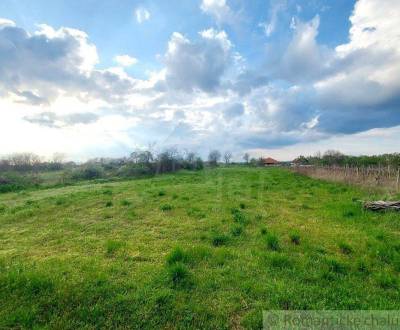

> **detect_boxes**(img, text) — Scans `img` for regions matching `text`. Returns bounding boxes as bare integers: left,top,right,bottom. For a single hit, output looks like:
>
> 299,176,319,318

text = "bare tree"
52,152,66,164
208,150,221,167
243,153,250,164
224,151,232,164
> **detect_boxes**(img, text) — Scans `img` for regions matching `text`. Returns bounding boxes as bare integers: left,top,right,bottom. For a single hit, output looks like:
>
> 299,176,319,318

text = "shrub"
160,204,173,211
0,172,41,193
211,233,229,247
260,227,268,235
266,233,280,251
239,202,246,209
117,163,153,178
71,165,104,180
105,201,113,207
290,233,300,245
158,190,166,196
339,242,353,254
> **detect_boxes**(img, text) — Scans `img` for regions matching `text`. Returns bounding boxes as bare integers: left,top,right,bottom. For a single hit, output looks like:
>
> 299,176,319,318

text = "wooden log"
364,201,400,211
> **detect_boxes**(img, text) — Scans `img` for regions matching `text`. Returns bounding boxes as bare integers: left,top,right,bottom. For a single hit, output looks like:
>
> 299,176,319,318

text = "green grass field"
1,167,399,329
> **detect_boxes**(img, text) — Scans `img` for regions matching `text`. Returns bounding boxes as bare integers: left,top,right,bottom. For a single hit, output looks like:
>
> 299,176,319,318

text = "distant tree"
208,150,221,167
293,155,309,165
52,153,66,164
8,153,42,172
243,153,250,164
224,151,232,164
194,157,204,170
130,150,153,164
249,158,258,167
322,150,345,166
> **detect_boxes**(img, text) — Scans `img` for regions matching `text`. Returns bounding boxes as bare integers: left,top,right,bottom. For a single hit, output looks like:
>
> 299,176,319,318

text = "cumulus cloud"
0,22,137,105
200,0,235,25
135,8,150,24
163,29,233,93
313,0,400,133
114,54,138,67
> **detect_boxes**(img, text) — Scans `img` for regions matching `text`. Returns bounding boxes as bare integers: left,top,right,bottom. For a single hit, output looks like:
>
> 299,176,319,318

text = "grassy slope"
0,167,399,329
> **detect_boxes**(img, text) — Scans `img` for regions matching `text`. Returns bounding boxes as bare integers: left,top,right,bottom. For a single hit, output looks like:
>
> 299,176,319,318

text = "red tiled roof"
262,157,279,164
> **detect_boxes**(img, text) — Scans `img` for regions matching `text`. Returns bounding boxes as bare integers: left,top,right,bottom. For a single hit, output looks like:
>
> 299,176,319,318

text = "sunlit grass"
0,167,399,328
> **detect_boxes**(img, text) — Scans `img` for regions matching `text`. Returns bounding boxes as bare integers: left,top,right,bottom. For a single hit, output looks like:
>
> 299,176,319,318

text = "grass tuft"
167,263,192,288
230,225,243,237
211,233,229,247
289,232,300,245
166,247,189,265
106,240,125,256
339,242,353,255
265,233,280,251
160,204,173,211
120,199,132,206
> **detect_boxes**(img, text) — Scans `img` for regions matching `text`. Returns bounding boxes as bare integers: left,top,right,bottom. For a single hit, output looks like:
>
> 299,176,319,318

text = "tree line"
294,150,400,167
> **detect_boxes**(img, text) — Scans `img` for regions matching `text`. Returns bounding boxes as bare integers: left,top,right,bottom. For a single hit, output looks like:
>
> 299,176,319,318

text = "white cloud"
163,29,233,92
114,55,138,67
200,0,234,24
135,8,150,24
259,0,287,37
0,18,15,27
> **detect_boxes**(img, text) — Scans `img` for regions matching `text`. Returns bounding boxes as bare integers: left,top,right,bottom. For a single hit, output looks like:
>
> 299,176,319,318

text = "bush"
117,163,153,178
105,201,113,207
0,172,41,193
71,165,104,180
266,233,280,251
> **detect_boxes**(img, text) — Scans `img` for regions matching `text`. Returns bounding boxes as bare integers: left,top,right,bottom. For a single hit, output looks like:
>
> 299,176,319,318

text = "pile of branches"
364,201,400,211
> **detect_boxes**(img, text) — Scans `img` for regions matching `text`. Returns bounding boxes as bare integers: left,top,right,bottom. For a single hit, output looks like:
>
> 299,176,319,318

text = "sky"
0,0,399,161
